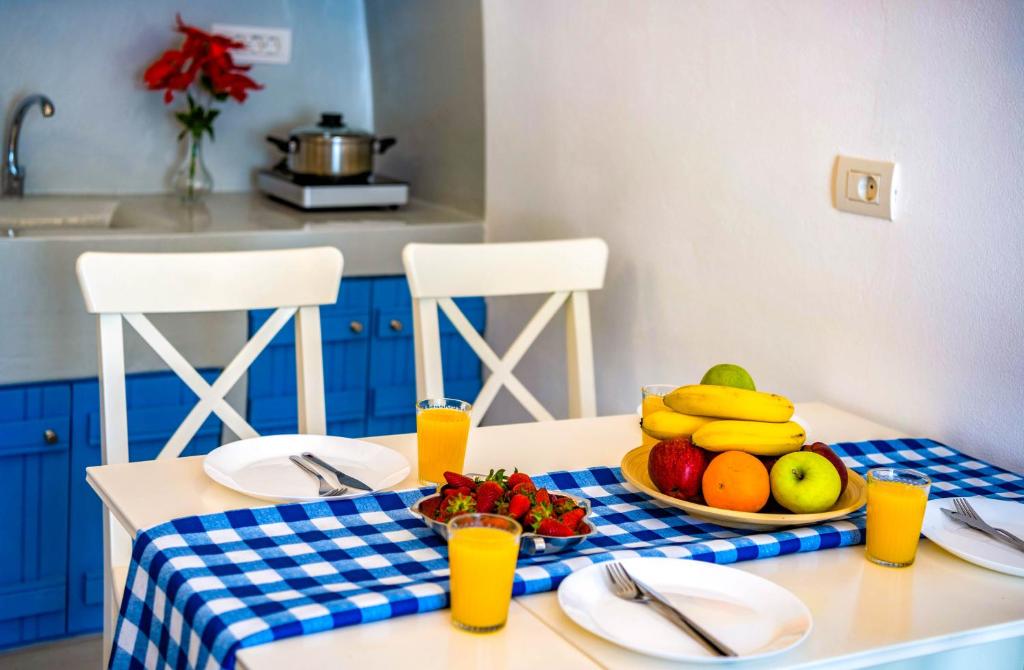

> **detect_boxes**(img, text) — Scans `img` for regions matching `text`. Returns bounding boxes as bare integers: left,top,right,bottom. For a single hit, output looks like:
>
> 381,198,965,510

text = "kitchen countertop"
0,192,483,385
8,191,480,239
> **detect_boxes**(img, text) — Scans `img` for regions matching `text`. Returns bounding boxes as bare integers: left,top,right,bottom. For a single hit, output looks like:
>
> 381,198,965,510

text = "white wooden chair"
402,238,608,426
75,247,343,664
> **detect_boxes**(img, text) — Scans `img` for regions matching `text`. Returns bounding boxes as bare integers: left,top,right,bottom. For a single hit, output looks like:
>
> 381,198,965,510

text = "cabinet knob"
389,319,404,332
349,320,364,334
43,429,58,445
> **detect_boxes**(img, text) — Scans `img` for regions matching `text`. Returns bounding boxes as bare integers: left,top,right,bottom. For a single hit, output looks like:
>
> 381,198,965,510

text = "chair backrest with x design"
402,238,608,426
76,247,344,467
77,246,342,660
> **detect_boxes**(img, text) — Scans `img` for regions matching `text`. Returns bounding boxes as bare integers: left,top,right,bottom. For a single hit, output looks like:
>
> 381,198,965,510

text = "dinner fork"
604,562,737,657
289,455,348,497
953,498,1024,551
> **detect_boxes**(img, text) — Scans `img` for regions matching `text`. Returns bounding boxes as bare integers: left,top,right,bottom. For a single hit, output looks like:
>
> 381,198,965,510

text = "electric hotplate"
257,168,409,210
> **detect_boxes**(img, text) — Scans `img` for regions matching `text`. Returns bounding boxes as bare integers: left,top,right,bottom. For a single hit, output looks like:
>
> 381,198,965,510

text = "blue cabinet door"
248,278,372,438
366,277,485,436
245,275,485,440
0,383,70,649
66,371,222,635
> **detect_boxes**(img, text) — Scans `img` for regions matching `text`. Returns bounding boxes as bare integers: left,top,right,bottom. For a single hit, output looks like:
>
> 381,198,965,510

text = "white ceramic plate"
203,434,410,502
921,497,1024,577
557,557,812,663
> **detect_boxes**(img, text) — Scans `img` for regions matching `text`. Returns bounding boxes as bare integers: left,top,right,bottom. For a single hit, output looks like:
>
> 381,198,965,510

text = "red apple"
802,442,848,495
760,455,780,475
758,456,785,511
648,438,711,503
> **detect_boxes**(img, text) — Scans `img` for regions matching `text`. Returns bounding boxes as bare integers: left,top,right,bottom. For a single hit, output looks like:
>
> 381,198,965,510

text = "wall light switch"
212,24,292,65
833,155,896,220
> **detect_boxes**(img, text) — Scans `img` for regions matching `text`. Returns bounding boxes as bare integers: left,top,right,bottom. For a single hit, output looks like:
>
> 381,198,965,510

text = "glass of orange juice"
447,513,522,632
416,398,472,485
641,384,676,447
865,468,931,567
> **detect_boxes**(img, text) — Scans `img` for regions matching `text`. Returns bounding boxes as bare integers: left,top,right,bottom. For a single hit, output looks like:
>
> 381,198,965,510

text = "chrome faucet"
3,94,55,197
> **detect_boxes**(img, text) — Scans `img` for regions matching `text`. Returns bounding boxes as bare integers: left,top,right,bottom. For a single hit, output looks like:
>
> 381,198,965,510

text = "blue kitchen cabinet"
0,383,70,649
246,276,485,439
366,277,485,436
65,371,223,635
0,273,485,650
248,278,372,437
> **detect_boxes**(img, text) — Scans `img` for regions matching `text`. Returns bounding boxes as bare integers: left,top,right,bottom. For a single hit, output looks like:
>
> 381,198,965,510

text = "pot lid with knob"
290,112,375,142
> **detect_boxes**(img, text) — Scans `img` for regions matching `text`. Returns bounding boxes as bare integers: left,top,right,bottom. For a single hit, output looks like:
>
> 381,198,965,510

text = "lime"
700,363,756,390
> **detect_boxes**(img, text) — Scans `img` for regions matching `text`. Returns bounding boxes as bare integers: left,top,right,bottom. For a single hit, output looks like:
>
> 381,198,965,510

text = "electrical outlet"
833,156,896,220
211,24,291,65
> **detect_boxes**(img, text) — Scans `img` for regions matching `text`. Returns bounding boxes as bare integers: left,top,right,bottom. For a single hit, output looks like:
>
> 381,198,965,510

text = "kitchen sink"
0,197,119,235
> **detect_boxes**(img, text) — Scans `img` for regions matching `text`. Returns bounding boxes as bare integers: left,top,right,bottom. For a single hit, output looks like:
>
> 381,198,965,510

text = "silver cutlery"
943,499,1024,554
301,452,373,491
604,562,737,657
943,509,1024,554
289,455,348,497
955,499,1024,547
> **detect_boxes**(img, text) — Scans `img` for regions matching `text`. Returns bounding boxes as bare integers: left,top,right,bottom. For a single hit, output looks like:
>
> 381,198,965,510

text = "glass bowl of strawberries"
410,469,595,555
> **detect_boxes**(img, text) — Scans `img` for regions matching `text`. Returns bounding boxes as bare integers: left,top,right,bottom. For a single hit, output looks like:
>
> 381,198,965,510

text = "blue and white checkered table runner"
110,438,1024,669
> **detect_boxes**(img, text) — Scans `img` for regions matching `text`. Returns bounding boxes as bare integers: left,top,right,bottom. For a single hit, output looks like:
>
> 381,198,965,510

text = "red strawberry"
536,518,574,537
475,481,503,513
507,493,531,520
574,521,592,535
523,502,553,532
439,493,477,522
511,481,537,497
494,499,510,515
484,468,508,488
439,483,471,499
553,497,577,515
443,472,477,490
419,496,441,519
534,488,551,505
559,508,586,528
507,471,533,489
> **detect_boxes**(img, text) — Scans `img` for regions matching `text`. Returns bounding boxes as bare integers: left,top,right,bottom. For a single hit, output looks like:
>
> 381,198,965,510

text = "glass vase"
173,133,213,203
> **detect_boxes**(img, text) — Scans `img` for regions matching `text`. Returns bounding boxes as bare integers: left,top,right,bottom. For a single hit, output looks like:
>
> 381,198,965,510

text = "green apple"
770,451,841,514
700,363,756,391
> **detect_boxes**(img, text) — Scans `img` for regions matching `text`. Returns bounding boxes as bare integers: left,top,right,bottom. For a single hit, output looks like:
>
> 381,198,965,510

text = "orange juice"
642,394,668,417
866,469,930,567
448,518,521,632
416,401,471,484
641,384,675,448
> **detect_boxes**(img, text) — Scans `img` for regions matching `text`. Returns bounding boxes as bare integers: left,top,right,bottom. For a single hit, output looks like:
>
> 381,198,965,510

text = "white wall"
0,0,372,195
366,0,486,215
481,0,1024,471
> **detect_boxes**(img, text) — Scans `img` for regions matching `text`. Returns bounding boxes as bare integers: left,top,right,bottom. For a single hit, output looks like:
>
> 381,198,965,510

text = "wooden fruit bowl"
620,444,867,530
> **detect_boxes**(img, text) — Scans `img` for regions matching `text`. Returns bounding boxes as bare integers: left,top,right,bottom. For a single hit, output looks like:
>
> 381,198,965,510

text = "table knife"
301,453,373,491
941,507,1024,554
628,571,738,657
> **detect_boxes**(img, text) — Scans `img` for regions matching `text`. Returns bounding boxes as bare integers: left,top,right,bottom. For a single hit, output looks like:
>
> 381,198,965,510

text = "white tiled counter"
0,193,483,383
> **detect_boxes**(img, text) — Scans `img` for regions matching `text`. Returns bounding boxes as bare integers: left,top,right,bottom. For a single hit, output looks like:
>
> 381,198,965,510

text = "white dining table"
87,402,1024,669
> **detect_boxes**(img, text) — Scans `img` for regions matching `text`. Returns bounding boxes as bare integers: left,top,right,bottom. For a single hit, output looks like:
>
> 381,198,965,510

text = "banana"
692,420,805,456
640,410,718,441
663,385,794,422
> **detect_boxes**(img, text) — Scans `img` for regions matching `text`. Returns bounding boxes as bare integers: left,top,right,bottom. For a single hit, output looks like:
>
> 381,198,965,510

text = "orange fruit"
701,451,770,512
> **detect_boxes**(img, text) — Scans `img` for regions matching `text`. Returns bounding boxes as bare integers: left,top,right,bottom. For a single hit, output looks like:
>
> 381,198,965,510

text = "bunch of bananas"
642,385,805,456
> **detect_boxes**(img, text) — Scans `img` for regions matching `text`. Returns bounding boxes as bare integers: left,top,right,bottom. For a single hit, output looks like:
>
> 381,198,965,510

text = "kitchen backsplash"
0,0,373,195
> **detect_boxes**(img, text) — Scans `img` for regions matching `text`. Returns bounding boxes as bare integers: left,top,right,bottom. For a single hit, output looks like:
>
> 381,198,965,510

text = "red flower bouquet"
143,15,263,199
144,15,262,138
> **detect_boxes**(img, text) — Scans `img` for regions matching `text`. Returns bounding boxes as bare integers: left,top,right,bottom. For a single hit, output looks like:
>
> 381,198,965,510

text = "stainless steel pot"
266,112,396,179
